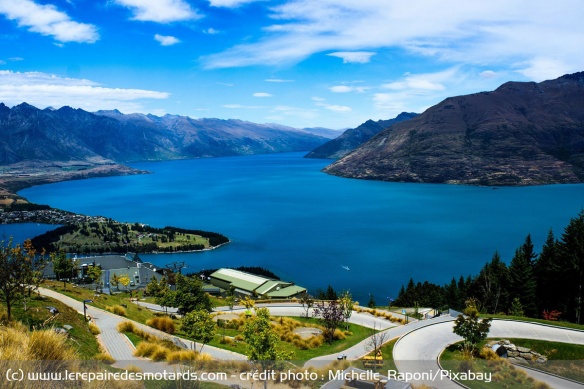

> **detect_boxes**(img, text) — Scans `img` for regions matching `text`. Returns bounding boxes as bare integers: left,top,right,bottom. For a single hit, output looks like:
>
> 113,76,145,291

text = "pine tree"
473,252,510,314
558,211,584,323
534,230,563,315
509,236,538,317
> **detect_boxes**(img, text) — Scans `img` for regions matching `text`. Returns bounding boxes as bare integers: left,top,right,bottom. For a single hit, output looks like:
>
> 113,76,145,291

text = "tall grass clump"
106,305,127,316
146,316,175,334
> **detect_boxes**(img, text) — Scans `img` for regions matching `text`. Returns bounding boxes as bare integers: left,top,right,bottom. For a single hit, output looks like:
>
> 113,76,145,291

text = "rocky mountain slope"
305,112,417,159
0,103,329,165
324,72,584,186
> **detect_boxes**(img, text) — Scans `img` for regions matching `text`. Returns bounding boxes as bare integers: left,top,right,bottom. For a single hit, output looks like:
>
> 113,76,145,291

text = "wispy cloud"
0,0,98,43
201,0,584,81
329,85,369,93
203,27,220,35
154,34,180,46
265,78,294,83
327,51,376,64
253,92,272,97
209,0,265,8
113,0,200,23
222,104,266,109
0,70,169,112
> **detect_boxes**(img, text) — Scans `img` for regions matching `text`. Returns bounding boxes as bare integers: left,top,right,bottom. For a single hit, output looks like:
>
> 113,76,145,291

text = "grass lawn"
10,293,101,359
44,280,155,324
173,315,373,365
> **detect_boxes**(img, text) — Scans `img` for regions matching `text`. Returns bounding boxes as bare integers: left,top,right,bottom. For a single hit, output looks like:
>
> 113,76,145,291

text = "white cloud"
222,104,266,109
514,57,574,82
201,0,584,81
9,57,23,61
314,100,352,112
209,0,264,8
203,28,220,34
311,96,325,102
154,34,180,46
0,70,169,113
0,0,98,43
329,85,369,93
265,78,294,83
113,0,200,23
327,51,376,64
381,68,460,92
479,70,497,79
253,92,272,97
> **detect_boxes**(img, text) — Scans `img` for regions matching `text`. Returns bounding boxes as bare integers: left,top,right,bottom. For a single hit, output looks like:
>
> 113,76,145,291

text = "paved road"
393,319,584,389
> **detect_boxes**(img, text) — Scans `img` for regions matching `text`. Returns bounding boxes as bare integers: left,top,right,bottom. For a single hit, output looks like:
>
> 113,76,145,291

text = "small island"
1,202,229,254
31,220,229,254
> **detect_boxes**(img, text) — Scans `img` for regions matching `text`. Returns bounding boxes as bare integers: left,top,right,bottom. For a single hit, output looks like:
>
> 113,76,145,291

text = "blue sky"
1,0,583,129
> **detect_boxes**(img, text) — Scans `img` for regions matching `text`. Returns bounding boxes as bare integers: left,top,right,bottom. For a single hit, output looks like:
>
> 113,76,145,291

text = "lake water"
15,152,584,304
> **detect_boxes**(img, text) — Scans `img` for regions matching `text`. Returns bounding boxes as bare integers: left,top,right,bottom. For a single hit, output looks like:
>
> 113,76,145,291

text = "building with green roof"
209,268,306,299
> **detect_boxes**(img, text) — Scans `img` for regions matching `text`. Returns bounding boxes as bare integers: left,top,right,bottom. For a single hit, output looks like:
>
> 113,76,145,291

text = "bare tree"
300,291,314,318
366,323,389,369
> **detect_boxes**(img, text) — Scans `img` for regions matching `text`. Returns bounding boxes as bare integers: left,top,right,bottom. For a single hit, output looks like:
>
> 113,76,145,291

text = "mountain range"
0,103,330,165
305,112,418,159
325,72,584,186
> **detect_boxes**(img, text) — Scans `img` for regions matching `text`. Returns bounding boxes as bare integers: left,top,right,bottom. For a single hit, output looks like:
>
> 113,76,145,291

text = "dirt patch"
293,327,322,339
213,313,240,322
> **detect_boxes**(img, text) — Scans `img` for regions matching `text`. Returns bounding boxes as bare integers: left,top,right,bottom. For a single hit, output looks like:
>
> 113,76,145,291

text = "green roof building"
209,268,306,299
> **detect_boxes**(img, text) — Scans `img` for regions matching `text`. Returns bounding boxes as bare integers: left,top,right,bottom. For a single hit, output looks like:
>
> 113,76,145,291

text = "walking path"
393,319,584,389
38,288,584,388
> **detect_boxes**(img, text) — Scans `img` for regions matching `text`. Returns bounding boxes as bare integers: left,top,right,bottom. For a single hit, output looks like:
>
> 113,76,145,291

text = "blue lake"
16,152,584,304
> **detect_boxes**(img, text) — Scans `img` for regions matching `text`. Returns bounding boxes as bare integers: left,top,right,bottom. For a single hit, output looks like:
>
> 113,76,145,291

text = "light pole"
83,299,93,321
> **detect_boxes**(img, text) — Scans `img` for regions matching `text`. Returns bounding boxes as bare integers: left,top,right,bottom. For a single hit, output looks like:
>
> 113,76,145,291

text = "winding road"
393,319,584,388
37,288,584,388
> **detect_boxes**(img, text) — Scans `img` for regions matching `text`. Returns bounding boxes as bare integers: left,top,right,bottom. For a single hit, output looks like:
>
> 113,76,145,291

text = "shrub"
479,347,499,360
89,323,101,335
151,347,169,361
117,321,136,333
124,365,143,373
146,316,175,334
106,305,127,316
332,329,346,340
219,336,234,345
95,352,115,364
28,330,77,361
134,342,159,358
167,350,198,364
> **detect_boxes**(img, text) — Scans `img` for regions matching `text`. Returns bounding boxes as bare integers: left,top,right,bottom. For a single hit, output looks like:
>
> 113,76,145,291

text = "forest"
394,210,584,323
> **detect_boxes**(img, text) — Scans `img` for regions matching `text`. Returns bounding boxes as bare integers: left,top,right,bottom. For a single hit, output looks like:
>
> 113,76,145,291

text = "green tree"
110,273,120,291
452,299,492,358
243,307,293,389
145,275,161,297
51,250,78,288
0,239,44,320
509,297,524,316
158,273,211,314
558,211,584,323
181,309,216,352
368,293,376,308
509,236,538,317
86,265,102,292
339,291,353,330
472,252,510,314
118,274,130,290
534,230,562,314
